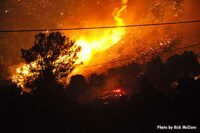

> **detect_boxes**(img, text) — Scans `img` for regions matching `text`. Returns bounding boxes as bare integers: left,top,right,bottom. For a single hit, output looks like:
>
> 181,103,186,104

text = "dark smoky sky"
0,0,200,79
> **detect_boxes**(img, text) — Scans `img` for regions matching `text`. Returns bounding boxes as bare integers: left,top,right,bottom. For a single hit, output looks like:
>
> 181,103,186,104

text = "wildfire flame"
75,0,127,64
12,60,42,93
12,0,128,91
99,88,127,105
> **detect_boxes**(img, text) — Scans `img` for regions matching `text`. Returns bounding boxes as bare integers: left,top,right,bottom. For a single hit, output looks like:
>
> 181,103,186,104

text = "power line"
0,20,200,33
77,43,200,69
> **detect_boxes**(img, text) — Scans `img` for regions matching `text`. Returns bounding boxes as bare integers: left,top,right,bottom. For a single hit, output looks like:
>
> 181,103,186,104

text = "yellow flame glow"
75,0,128,64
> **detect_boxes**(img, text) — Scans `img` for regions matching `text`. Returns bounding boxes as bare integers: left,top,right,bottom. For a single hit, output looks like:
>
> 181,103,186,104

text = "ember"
98,88,128,105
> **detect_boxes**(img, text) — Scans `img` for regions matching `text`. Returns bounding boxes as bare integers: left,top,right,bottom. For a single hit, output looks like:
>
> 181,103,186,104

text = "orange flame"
75,0,128,65
12,61,42,92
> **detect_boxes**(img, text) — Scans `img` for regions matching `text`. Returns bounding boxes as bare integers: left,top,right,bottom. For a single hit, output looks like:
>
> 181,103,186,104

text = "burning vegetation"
98,88,128,104
12,32,81,92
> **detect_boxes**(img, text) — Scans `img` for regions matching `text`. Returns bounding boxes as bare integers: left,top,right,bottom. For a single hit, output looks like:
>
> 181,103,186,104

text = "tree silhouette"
166,51,200,82
14,32,81,92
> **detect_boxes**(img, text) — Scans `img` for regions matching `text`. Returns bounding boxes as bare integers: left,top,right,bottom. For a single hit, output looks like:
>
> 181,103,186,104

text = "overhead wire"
0,20,200,33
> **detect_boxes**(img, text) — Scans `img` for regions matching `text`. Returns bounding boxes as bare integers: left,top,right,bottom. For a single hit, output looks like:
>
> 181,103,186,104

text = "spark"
4,9,8,13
